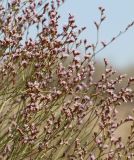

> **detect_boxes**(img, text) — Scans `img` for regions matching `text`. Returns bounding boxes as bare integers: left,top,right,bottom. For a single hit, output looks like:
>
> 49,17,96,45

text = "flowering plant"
0,1,134,159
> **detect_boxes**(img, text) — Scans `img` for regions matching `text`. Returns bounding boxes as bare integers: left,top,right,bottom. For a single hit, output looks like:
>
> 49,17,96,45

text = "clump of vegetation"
0,0,134,159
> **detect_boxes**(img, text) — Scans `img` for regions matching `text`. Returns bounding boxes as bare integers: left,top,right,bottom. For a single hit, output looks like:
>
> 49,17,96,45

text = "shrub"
0,0,134,159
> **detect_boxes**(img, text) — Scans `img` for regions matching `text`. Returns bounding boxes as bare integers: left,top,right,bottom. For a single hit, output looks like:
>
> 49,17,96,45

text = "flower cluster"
0,0,134,160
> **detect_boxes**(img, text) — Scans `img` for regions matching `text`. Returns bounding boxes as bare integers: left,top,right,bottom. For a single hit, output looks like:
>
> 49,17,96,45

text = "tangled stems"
0,0,134,160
